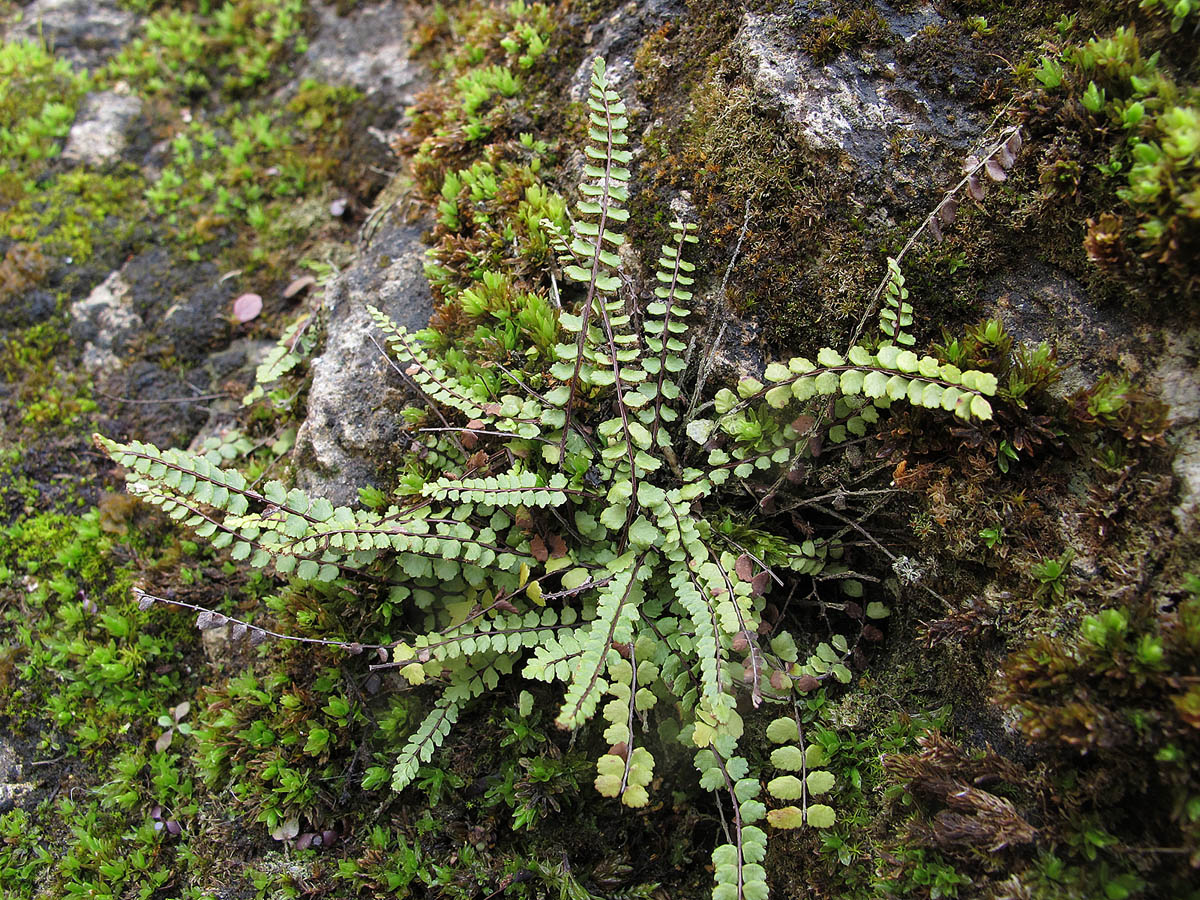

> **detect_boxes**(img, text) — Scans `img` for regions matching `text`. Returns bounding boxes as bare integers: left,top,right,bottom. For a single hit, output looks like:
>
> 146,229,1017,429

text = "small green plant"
1031,549,1074,602
978,526,1004,549
965,16,994,37
1140,0,1198,32
1035,56,1065,89
97,59,1000,900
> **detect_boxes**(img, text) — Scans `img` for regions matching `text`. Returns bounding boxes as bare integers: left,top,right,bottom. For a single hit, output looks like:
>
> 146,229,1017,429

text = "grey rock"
62,91,143,165
103,361,212,448
70,250,233,372
160,282,233,365
0,732,35,814
301,1,424,103
117,247,231,362
567,0,682,102
294,217,434,506
10,0,136,71
985,261,1135,399
1156,329,1200,530
736,9,986,172
7,288,56,329
70,270,142,375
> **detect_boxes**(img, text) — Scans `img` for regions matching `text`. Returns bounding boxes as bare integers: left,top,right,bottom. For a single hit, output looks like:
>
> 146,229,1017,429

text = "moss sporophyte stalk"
98,59,1003,900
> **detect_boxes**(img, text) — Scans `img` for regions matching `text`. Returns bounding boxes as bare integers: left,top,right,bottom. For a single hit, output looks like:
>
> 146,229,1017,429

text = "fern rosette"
97,57,1002,900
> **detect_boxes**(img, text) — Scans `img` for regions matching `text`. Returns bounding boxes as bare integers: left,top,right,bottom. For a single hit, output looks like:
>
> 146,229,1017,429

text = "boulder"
294,217,433,506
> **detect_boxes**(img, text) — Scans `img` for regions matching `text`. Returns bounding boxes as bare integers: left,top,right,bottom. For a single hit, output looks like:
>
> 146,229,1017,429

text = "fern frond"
522,629,586,683
390,608,573,670
641,220,697,449
550,57,635,457
420,468,570,508
392,694,463,791
556,551,646,730
669,558,729,713
368,306,490,420
878,257,915,346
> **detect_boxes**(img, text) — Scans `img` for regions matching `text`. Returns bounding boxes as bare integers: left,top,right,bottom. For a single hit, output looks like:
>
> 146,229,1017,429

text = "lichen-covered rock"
62,91,143,165
736,8,986,184
0,732,34,814
69,270,142,375
986,260,1137,398
566,0,681,101
294,215,433,506
1157,329,1200,530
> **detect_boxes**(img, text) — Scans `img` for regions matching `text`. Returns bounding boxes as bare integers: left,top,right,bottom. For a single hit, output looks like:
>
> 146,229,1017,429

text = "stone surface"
119,247,232,362
103,361,215,448
0,732,34,814
301,0,424,103
62,91,143,165
736,9,986,172
70,270,142,375
11,0,136,71
70,248,235,374
985,261,1135,399
294,217,434,506
1156,329,1200,530
566,0,682,102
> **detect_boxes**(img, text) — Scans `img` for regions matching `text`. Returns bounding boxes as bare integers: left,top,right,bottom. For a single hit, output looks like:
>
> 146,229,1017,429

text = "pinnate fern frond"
878,257,915,346
555,552,646,730
642,220,697,449
369,305,490,420
549,58,637,460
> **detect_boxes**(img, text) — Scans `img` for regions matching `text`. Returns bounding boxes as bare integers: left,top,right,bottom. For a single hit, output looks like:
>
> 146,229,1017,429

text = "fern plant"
97,59,998,900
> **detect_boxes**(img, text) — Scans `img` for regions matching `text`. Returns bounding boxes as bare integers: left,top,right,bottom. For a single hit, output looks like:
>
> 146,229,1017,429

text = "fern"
96,57,1005,900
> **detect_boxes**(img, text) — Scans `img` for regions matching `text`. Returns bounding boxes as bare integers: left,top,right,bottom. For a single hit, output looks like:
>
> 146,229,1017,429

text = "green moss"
793,4,893,63
0,319,97,436
101,0,309,105
1,169,145,267
0,39,87,181
637,66,873,350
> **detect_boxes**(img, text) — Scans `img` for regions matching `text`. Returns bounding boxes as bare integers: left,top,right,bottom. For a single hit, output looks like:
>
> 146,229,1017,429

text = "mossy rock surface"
1,1,1198,899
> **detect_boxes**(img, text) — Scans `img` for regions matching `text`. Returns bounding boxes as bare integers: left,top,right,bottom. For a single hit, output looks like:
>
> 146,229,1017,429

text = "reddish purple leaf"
937,197,958,225
966,174,986,201
751,571,771,596
995,145,1015,169
984,159,1008,182
735,553,754,582
962,155,980,175
1005,129,1023,157
927,215,943,242
233,293,263,322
